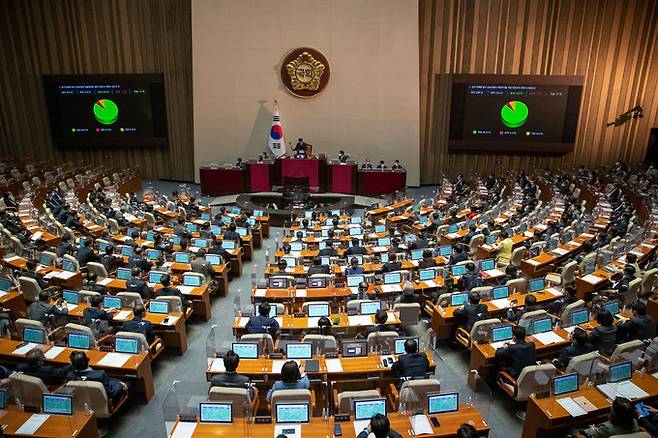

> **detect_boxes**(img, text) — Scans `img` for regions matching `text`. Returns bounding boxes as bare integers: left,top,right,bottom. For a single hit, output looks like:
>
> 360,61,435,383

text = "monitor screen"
347,275,364,288
570,309,589,325
354,399,386,421
269,277,288,289
394,337,419,355
320,256,331,266
349,227,362,236
450,293,469,307
117,268,131,281
378,237,391,247
286,343,313,360
254,304,277,318
427,393,459,414
61,259,75,272
609,361,633,383
253,210,263,217
479,259,495,271
195,239,209,248
485,235,497,245
492,286,509,300
448,225,458,233
419,215,429,224
491,326,513,342
185,223,198,233
290,242,303,252
451,265,467,276
439,246,453,257
552,373,579,396
342,340,368,358
384,272,401,285
374,224,386,233
411,249,424,261
307,303,330,317
275,403,310,424
39,254,53,266
282,257,297,267
42,394,73,416
331,210,341,216
221,240,236,250
148,271,166,284
210,225,222,236
98,241,110,252
351,216,363,224
149,300,169,314
528,278,545,292
205,254,222,265
146,249,161,261
380,253,389,263
115,337,139,354
0,389,5,410
174,252,191,263
67,333,91,350
603,300,620,315
360,301,382,315
405,235,417,244
120,245,134,257
103,296,122,309
200,402,232,424
183,275,202,287
231,342,258,359
598,252,613,267
62,290,79,305
0,277,11,292
419,269,436,281
172,237,182,248
532,318,552,334
23,327,46,344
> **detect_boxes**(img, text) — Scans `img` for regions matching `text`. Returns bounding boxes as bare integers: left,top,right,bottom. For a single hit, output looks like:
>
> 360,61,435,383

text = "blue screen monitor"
253,210,263,217
307,303,330,317
42,394,73,416
491,326,513,342
479,259,495,271
320,256,331,266
61,259,75,272
115,337,139,354
174,252,191,263
532,318,553,334
149,300,169,314
0,388,5,410
378,237,391,247
231,342,258,359
609,361,633,383
347,275,365,288
331,210,341,217
120,246,134,257
419,215,429,224
146,249,161,261
451,265,466,276
360,301,382,315
183,275,202,287
354,399,386,421
186,223,197,232
603,300,620,315
117,268,131,281
149,271,166,284
349,227,362,236
552,373,579,396
492,286,510,300
67,333,91,350
351,216,363,224
201,213,211,221
448,225,458,233
528,278,545,293
374,224,386,233
23,327,46,344
205,254,222,265
222,240,236,250
275,403,310,424
102,296,122,309
427,393,459,414
286,343,313,359
282,256,297,267
289,241,303,252
384,272,401,284
172,237,182,247
570,309,589,325
195,239,209,248
98,241,110,252
405,234,417,244
380,253,389,263
39,254,53,266
62,290,79,305
0,277,11,292
485,235,496,245
439,246,453,257
411,249,424,260
419,269,436,281
200,402,232,424
450,293,469,307
254,303,277,318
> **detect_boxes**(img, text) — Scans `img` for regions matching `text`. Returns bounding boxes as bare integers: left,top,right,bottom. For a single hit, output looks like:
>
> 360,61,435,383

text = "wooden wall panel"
420,0,658,184
0,0,193,181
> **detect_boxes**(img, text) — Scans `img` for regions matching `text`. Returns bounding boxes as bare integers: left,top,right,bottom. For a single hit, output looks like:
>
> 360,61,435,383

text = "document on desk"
597,381,649,400
114,310,132,321
178,286,195,294
43,271,58,279
581,274,604,284
170,421,198,438
526,259,541,266
30,231,43,241
3,255,21,263
65,303,79,312
484,269,505,277
380,284,402,293
56,271,77,280
15,413,50,435
161,316,179,326
294,289,307,298
532,331,565,345
546,287,563,297
348,315,374,326
98,352,132,368
209,358,225,373
551,248,569,256
254,289,267,297
490,341,508,350
325,358,343,373
274,424,301,438
354,420,373,437
410,414,434,435
524,231,535,238
98,278,114,286
44,346,66,360
12,342,39,355
272,360,286,374
490,298,511,309
306,317,320,328
349,287,359,295
423,280,438,288
237,317,249,328
387,311,398,322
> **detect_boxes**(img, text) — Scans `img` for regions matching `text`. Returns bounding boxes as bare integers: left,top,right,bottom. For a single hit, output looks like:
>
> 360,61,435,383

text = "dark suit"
622,315,657,341
121,317,156,344
318,247,337,257
418,258,437,269
495,341,536,378
453,303,488,330
223,230,241,244
345,246,367,256
381,261,402,273
56,242,74,257
391,352,430,378
588,325,618,355
101,254,121,272
459,272,483,291
155,286,189,310
17,363,72,385
409,239,427,250
77,247,99,266
357,430,402,438
27,302,68,324
128,255,152,273
208,246,231,260
345,266,364,275
245,314,279,336
210,371,250,389
554,342,594,368
84,282,108,295
21,270,48,289
83,307,113,326
308,265,330,275
126,278,153,299
67,368,125,402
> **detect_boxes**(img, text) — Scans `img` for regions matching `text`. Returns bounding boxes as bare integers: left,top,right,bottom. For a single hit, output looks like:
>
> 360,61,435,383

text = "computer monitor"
491,326,513,343
598,251,613,267
286,343,313,360
349,227,362,236
281,256,297,267
211,225,222,236
609,361,633,383
0,388,5,410
231,342,259,359
171,236,182,246
103,296,122,309
67,333,91,350
148,271,166,284
115,337,139,354
183,274,202,287
374,224,386,233
552,373,579,396
174,252,191,263
354,399,386,421
570,309,589,325
146,249,161,261
479,259,495,271
492,286,509,300
532,318,553,334
61,259,75,272
319,256,331,266
405,234,417,244
342,340,368,358
23,327,46,344
289,241,303,252
347,275,364,288
236,228,248,237
269,277,288,289
221,240,236,250
439,246,453,257
275,403,310,424
331,210,341,217
39,253,53,266
485,235,496,245
98,241,110,252
117,267,131,281
201,213,211,221
360,301,382,315
185,224,198,233
194,239,209,249
318,241,327,250
205,254,222,265
253,210,263,217
199,402,233,424
450,293,469,307
254,304,277,317
351,216,363,224
448,225,458,233
582,258,596,275
306,276,326,289
451,265,467,276
394,337,419,355
42,394,73,416
62,290,79,305
603,300,620,315
145,232,155,242
427,393,459,414
230,207,240,215
419,215,429,224
383,272,401,285
148,300,169,314
307,303,330,317
380,253,389,263
528,278,545,293
378,237,391,247
419,269,436,281
411,249,424,261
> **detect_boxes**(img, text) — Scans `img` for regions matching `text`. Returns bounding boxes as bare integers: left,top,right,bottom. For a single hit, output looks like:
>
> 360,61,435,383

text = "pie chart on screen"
500,100,528,128
93,99,119,125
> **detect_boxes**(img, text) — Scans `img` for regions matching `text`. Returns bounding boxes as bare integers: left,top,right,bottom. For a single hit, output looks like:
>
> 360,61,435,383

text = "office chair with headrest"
497,363,557,401
66,380,127,418
456,318,501,350
509,247,528,268
9,373,48,408
518,310,550,328
565,351,604,383
559,300,586,324
269,389,315,412
506,278,527,295
208,386,259,417
366,331,398,352
240,333,275,355
392,303,421,326
622,278,642,307
87,262,109,278
301,334,337,354
389,377,441,414
334,389,381,414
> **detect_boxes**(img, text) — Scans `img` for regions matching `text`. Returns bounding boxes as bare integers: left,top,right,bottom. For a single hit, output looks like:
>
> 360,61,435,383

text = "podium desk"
358,169,406,196
248,162,273,192
328,162,357,193
278,157,327,191
199,166,246,196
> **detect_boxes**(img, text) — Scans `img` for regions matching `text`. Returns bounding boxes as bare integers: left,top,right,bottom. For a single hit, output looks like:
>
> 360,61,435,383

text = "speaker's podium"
247,159,274,192
275,152,327,192
327,159,357,194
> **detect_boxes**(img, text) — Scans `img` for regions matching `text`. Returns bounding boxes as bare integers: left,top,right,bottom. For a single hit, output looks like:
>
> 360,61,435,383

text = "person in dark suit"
376,160,387,170
507,294,542,323
621,301,657,341
83,273,108,295
208,240,231,260
17,348,72,385
67,351,128,403
28,291,68,324
223,223,241,244
128,247,152,273
307,257,330,275
364,309,389,338
391,160,403,170
356,413,403,438
101,246,121,273
588,310,618,356
391,338,429,379
381,251,402,273
394,284,420,305
294,138,307,158
345,238,367,256
553,328,594,369
614,266,637,292
361,159,373,170
548,285,579,316
83,295,115,327
55,235,75,258
120,305,156,344
418,249,437,268
245,302,280,337
495,325,536,378
463,224,478,244
409,233,428,250
126,268,153,299
318,242,337,257
453,291,488,330
155,274,189,311
345,257,364,275
22,259,49,289
210,350,251,389
76,238,99,266
458,262,483,292
337,150,349,164
172,218,186,236
448,244,469,265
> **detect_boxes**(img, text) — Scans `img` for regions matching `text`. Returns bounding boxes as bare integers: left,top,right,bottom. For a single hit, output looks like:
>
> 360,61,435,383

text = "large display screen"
449,74,583,153
43,74,168,147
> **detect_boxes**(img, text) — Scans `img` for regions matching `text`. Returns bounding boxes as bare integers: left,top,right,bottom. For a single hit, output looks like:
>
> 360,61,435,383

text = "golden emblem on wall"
280,47,330,98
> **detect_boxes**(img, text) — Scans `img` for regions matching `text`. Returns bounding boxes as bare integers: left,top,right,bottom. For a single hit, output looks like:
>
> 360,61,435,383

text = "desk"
278,157,327,191
328,162,357,194
199,166,246,196
359,170,406,196
520,233,596,276
367,199,413,220
2,256,83,290
248,162,273,192
2,405,99,438
252,287,352,303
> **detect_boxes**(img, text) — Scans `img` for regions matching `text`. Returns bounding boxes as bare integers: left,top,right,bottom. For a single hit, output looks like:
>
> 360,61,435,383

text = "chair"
392,303,421,326
609,433,651,438
78,290,101,303
518,310,550,329
603,340,645,369
642,336,658,372
334,389,381,414
468,234,485,254
15,318,50,340
10,236,24,255
641,268,658,295
302,301,331,316
87,262,109,278
156,295,187,315
456,318,501,350
65,323,110,348
114,331,163,359
560,299,586,324
270,389,314,412
388,378,441,413
497,364,557,401
9,373,48,409
506,278,527,295
622,278,642,307
301,334,337,354
116,292,144,308
108,218,120,235
208,386,259,417
509,247,528,268
366,331,399,352
144,212,156,228
18,277,54,302
240,333,275,355
565,351,604,383
66,380,127,419
559,261,578,287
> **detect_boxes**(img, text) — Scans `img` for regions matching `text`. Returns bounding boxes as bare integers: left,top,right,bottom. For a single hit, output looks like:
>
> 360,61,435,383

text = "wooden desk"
252,287,352,303
2,405,100,438
0,290,27,317
2,256,83,290
521,233,595,275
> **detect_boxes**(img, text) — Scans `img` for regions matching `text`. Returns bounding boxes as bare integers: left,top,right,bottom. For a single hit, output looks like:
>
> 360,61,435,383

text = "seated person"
458,262,483,291
345,257,364,275
208,240,232,260
83,272,108,294
357,413,403,438
337,150,348,164
448,244,469,265
22,259,49,289
391,160,403,171
17,348,72,385
620,301,657,341
83,295,115,326
266,360,310,402
587,310,618,356
381,251,402,273
345,238,367,255
499,265,520,285
410,233,428,250
548,285,578,316
318,241,337,257
350,281,374,300
361,159,373,170
120,305,156,344
553,328,593,369
293,138,307,158
625,253,642,275
210,350,251,389
376,160,387,170
495,326,536,379
245,302,280,336
391,338,429,379
55,235,75,258
223,223,241,244
456,424,479,438
614,266,637,292
191,249,213,278
128,247,152,273
418,249,437,268
506,294,541,323
126,268,153,299
307,256,330,275
573,397,640,437
453,291,488,330
364,309,389,337
101,246,121,273
77,238,100,266
67,351,128,403
394,284,419,304
494,230,514,265
431,276,458,302
155,274,189,311
28,291,68,324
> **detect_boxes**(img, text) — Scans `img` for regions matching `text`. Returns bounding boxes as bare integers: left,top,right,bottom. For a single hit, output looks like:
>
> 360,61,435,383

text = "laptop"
492,286,510,300
148,271,166,284
275,403,310,424
342,340,368,358
552,373,579,396
528,278,545,293
61,259,76,272
148,300,169,314
23,327,46,344
117,267,131,281
450,292,469,307
62,290,79,305
307,303,330,317
199,402,233,424
394,337,419,355
354,398,386,421
67,333,91,350
360,301,382,315
103,296,122,309
419,269,436,281
42,394,73,416
221,240,236,250
427,392,459,414
286,343,313,360
231,342,259,359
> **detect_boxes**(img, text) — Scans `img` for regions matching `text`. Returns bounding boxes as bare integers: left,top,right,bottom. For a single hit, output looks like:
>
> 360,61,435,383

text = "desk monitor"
331,210,341,217
448,224,458,233
351,216,363,224
405,235,417,244
419,269,436,281
199,402,232,424
552,373,579,396
115,337,139,354
308,277,327,289
253,210,263,217
39,253,53,266
201,213,211,221
185,223,198,233
221,240,236,250
183,274,202,287
289,241,303,252
0,277,12,292
427,392,459,414
281,256,297,267
354,398,386,421
117,267,131,281
394,337,419,355
609,361,633,383
98,241,110,253
479,259,495,271
318,241,327,250
275,402,310,424
342,340,368,358
236,227,248,237
148,271,166,284
171,236,182,246
349,227,362,236
67,333,91,350
532,318,553,334
603,300,620,315
570,309,589,326
347,275,365,288
61,259,75,272
231,342,259,359
205,254,222,266
23,327,46,344
411,249,424,261
485,235,497,245
269,277,288,289
194,239,209,249
148,300,169,314
383,272,401,285
42,394,73,416
582,258,596,275
374,224,386,233
146,249,161,261
439,246,453,257
450,265,466,276
380,253,389,263
62,290,79,305
491,325,513,343
210,225,222,236
0,388,5,410
145,232,155,242
102,295,122,310
598,251,613,267
320,256,331,266
528,278,545,293
286,343,313,360
307,303,330,317
350,254,364,265
419,215,429,224
360,301,382,315
378,237,391,247
254,303,277,318
174,252,191,264
492,286,510,300
450,292,469,307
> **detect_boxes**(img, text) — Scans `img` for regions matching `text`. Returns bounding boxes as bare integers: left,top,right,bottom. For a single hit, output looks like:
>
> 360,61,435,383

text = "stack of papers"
237,317,250,328
271,360,286,374
178,286,195,294
490,341,509,350
354,420,372,436
44,346,66,360
581,274,604,284
380,284,402,293
253,289,267,297
170,422,198,438
533,331,565,345
161,316,179,326
114,310,132,320
546,287,563,297
325,358,343,373
3,255,21,263
423,280,438,288
526,259,541,266
209,358,225,372
410,414,434,435
98,352,132,368
484,269,505,277
294,290,307,298
597,381,649,400
98,278,114,286
30,231,43,241
15,414,50,435
490,298,511,309
12,342,39,355
55,271,76,279
348,315,374,326
551,248,569,256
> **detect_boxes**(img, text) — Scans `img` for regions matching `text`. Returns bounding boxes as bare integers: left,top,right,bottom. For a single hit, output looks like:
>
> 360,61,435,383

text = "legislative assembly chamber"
1,1,658,437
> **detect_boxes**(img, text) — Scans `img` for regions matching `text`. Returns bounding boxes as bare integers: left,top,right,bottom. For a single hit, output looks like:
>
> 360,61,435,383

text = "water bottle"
265,248,270,265
251,265,257,289
84,402,92,415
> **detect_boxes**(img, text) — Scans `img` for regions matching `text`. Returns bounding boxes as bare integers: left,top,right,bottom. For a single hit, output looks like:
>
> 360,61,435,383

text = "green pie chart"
500,100,528,128
93,99,119,125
